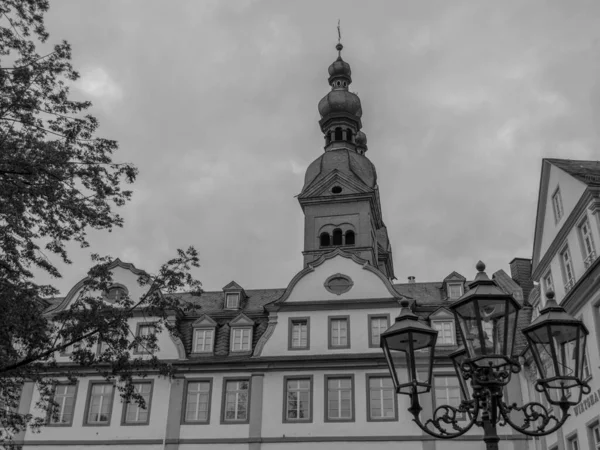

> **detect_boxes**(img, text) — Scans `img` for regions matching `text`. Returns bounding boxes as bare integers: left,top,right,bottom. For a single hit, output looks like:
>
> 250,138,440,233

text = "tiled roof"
174,288,285,314
547,158,600,186
392,281,444,303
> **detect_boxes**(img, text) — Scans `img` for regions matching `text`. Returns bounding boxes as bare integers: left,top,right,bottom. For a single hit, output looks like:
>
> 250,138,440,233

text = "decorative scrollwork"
411,394,479,439
498,399,569,437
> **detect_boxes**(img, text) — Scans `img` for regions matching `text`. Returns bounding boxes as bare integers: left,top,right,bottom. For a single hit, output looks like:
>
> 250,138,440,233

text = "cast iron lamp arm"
497,397,570,437
408,390,480,439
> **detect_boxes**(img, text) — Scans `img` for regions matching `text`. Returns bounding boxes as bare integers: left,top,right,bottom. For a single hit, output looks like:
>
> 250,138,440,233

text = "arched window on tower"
346,128,353,143
345,230,355,246
320,232,331,247
334,127,343,141
332,228,343,246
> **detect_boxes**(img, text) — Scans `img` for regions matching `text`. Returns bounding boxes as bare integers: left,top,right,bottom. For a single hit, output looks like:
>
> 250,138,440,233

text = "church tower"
298,42,395,279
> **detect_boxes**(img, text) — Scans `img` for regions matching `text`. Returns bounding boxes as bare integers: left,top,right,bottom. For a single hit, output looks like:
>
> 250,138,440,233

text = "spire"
317,39,367,154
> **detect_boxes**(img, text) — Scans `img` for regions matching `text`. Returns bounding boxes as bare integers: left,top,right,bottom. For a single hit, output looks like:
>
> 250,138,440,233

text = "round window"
331,186,343,194
324,274,354,295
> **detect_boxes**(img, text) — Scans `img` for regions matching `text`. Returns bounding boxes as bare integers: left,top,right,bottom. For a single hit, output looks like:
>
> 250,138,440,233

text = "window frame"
288,317,310,351
367,314,390,348
181,378,213,425
447,282,463,299
225,293,240,309
133,322,157,355
324,374,355,423
121,380,154,426
46,382,79,427
328,315,351,350
543,271,555,296
433,375,465,421
560,245,576,291
192,328,215,354
431,319,456,346
83,381,116,427
220,377,251,425
588,420,600,450
282,376,313,424
566,431,580,450
579,215,597,267
552,186,564,223
365,373,398,422
230,327,253,353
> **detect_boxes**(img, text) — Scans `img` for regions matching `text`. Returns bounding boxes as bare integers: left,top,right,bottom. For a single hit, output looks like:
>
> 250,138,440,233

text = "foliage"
0,1,201,448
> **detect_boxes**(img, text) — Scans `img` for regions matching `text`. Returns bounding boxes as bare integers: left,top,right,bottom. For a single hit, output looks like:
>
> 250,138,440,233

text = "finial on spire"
336,20,343,57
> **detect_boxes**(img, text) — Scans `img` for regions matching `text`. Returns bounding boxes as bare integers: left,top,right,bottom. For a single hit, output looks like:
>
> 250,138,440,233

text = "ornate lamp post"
381,262,590,450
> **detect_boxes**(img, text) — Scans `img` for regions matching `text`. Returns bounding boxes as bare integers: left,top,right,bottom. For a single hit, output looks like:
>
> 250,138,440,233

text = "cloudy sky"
41,0,600,294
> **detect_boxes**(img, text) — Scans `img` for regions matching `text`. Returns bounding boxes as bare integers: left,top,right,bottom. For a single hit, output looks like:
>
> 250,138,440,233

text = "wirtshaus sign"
574,388,600,416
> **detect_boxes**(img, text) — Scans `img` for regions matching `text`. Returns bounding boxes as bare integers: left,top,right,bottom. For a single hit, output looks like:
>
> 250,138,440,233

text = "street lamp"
380,262,590,450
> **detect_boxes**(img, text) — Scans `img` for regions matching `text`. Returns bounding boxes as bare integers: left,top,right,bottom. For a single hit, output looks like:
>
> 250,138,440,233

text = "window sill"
122,421,150,426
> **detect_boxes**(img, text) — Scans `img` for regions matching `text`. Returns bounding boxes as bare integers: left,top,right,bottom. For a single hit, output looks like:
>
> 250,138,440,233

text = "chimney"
509,258,533,302
408,276,416,284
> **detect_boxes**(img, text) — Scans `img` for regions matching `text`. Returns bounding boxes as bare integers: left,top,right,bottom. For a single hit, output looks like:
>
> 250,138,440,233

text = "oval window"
331,186,342,194
324,274,354,295
104,285,127,303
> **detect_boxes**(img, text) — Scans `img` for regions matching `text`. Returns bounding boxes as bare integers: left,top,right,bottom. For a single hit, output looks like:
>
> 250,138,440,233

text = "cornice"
560,256,600,315
275,298,401,312
532,188,600,279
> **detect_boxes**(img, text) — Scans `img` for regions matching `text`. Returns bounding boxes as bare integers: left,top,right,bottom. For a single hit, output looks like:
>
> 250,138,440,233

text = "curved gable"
274,248,400,305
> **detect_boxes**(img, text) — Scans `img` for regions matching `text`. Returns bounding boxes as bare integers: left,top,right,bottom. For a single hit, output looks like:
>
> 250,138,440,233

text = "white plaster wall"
260,307,400,356
179,373,250,440
261,369,422,439
179,445,248,450
539,205,599,305
25,376,170,442
262,443,425,450
285,255,395,302
539,165,587,259
24,446,163,450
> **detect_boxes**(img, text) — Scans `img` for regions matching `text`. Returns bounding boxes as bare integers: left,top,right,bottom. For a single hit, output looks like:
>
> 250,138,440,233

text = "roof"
546,158,600,186
393,281,444,304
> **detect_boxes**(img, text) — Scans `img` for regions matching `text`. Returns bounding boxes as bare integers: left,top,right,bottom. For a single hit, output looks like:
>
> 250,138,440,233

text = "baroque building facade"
14,44,538,450
526,158,600,450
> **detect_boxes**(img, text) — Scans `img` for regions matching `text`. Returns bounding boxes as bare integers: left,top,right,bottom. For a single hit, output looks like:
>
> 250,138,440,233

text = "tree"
0,2,201,448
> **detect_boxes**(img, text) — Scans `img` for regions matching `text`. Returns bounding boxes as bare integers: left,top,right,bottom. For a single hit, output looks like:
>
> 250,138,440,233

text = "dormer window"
229,314,254,354
105,285,127,303
226,293,240,309
447,283,463,299
191,315,217,354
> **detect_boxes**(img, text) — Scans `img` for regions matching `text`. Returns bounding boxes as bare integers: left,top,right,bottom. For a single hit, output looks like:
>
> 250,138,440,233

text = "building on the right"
528,158,600,450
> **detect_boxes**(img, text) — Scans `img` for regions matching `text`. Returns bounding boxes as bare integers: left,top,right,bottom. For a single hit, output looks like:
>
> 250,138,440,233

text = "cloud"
76,67,123,107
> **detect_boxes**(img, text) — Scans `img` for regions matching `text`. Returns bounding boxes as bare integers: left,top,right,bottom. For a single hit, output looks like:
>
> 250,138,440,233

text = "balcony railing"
584,250,597,269
564,278,575,293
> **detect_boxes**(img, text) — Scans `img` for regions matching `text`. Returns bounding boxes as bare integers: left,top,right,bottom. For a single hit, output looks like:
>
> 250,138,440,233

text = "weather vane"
337,19,341,44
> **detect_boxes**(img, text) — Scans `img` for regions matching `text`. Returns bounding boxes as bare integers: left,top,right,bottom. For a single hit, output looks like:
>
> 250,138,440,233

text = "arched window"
334,127,343,141
345,230,355,246
346,128,353,143
320,232,331,247
332,228,343,246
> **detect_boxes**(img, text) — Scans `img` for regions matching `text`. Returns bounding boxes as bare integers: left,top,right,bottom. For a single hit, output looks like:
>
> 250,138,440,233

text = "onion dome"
318,90,362,118
302,148,377,193
328,43,352,84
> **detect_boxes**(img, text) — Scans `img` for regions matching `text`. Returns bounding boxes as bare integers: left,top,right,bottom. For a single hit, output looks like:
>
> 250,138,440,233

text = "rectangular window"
591,424,600,450
226,293,239,309
230,328,251,352
85,383,114,425
568,436,580,450
580,218,597,268
136,323,156,354
123,382,152,425
368,315,389,348
448,283,463,299
432,320,455,345
289,318,309,350
48,384,77,425
222,379,249,423
367,375,396,421
329,316,350,349
434,376,464,419
553,187,564,222
561,247,576,292
193,329,214,353
543,272,555,295
184,380,211,423
325,376,354,421
284,377,312,422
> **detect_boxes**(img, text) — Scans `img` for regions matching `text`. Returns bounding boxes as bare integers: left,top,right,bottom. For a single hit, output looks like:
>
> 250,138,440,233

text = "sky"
40,0,600,294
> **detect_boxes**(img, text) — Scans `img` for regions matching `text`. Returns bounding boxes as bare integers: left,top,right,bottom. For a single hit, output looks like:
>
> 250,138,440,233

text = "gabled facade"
14,43,534,450
525,158,600,450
